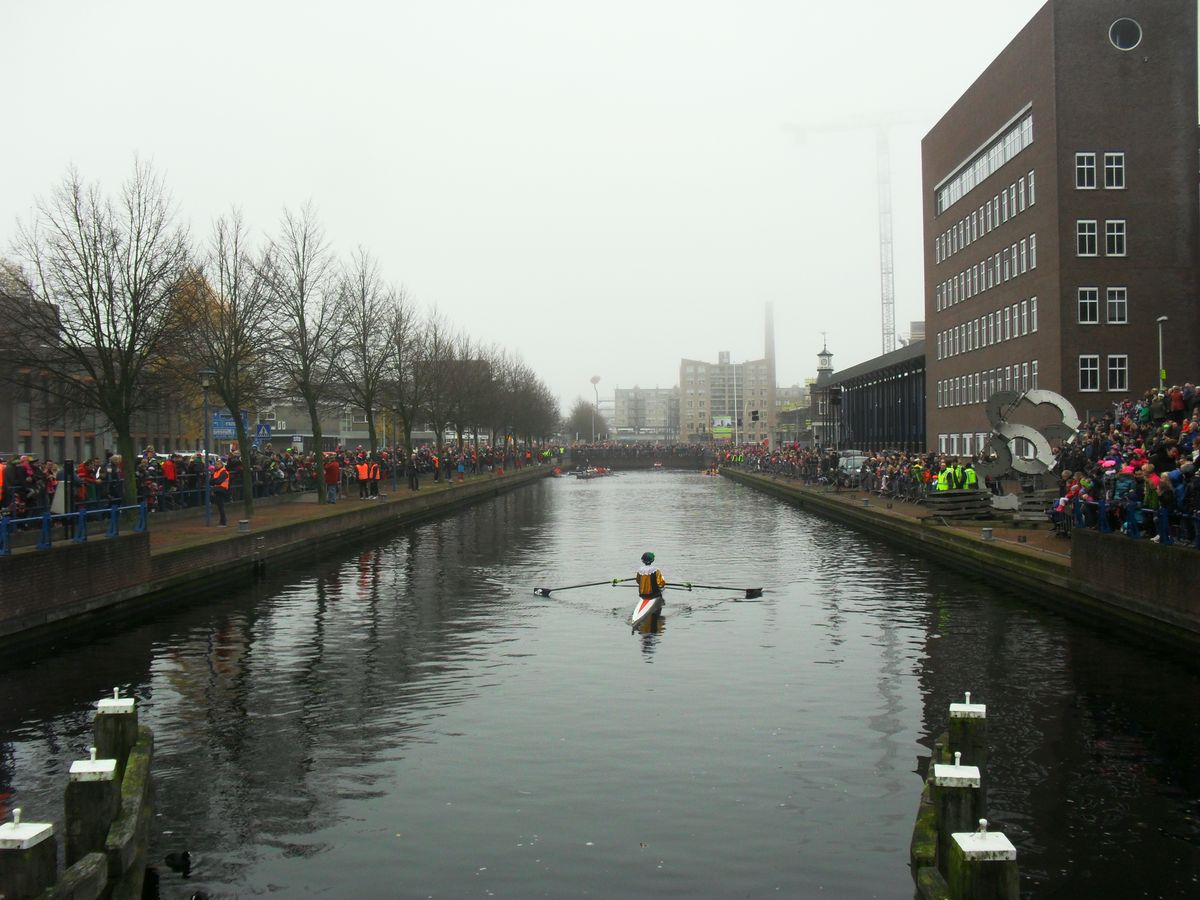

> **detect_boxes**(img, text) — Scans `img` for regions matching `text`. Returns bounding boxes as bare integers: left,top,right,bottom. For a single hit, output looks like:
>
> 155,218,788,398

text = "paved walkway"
146,475,487,555
760,476,1073,564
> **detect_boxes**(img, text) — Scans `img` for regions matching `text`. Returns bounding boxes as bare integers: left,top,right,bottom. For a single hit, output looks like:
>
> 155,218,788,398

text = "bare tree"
262,203,341,499
334,248,393,453
419,310,455,447
179,210,277,517
386,294,426,453
3,162,189,504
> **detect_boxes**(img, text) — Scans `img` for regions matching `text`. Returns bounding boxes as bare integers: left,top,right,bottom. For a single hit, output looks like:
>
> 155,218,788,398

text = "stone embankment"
0,467,552,654
721,468,1199,648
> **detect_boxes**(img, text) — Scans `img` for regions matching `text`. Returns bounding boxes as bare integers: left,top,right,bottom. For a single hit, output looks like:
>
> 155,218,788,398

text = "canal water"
1,472,1197,898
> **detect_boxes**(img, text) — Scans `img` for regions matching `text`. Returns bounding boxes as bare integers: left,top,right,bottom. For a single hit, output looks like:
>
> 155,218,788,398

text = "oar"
534,577,635,597
665,582,764,599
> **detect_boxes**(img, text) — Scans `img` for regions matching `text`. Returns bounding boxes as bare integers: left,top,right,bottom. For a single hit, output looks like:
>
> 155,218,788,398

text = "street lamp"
590,375,600,442
1156,315,1168,390
198,368,216,527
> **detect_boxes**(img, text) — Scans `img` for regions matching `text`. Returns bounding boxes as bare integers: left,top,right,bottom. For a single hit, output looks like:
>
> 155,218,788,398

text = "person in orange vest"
369,456,381,499
432,452,441,483
356,455,370,499
210,457,231,526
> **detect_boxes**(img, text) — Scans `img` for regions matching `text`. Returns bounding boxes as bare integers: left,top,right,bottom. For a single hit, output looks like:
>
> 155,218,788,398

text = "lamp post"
590,375,600,442
1156,315,1168,390
198,368,216,527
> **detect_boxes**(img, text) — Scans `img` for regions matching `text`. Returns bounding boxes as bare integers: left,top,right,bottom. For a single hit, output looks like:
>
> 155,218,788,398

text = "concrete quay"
0,466,552,655
721,467,1200,650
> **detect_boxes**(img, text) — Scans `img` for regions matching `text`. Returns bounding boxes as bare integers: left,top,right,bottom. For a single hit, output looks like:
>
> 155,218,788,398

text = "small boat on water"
630,594,663,627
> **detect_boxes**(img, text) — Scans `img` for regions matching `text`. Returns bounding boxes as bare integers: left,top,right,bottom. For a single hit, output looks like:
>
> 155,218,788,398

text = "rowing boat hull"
630,595,663,627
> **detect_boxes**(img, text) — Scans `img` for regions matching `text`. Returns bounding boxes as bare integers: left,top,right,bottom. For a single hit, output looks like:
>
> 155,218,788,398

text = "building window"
1079,355,1100,391
1021,300,1028,335
1078,287,1100,323
1076,153,1097,189
1077,220,1098,256
985,201,993,232
987,313,994,345
1005,366,1012,391
1003,248,1010,281
1004,307,1011,340
1019,239,1027,273
1104,152,1125,189
973,319,980,349
1028,170,1036,204
1109,18,1142,51
1106,287,1128,324
1001,190,1008,222
1030,297,1037,332
1021,362,1029,392
1107,354,1129,391
1009,184,1017,216
1105,220,1126,256
1029,234,1037,268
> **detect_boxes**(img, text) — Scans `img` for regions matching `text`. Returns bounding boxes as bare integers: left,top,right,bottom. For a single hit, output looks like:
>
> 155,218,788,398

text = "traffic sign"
255,422,272,439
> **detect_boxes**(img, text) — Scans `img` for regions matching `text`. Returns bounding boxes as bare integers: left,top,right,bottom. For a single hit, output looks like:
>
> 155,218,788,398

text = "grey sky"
3,0,1047,412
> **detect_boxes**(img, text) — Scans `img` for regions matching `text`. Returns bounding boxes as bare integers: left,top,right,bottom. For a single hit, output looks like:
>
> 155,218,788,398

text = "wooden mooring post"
0,687,154,900
911,691,1019,900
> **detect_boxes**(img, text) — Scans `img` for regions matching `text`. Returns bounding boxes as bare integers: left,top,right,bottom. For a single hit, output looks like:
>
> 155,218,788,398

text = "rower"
637,552,666,606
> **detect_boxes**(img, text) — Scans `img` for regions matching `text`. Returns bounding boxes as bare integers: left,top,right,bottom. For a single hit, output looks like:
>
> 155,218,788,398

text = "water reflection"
0,473,1196,898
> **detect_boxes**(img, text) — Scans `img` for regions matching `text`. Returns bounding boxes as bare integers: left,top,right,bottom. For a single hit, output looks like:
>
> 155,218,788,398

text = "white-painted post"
94,687,138,778
948,818,1019,900
949,691,988,798
0,808,58,899
65,746,119,866
932,751,983,876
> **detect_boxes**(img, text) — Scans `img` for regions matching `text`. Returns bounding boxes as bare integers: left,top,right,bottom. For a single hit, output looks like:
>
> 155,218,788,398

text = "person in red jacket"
324,455,341,503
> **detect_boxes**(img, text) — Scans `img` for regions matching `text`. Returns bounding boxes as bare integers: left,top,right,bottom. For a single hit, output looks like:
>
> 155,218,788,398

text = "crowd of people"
0,441,567,522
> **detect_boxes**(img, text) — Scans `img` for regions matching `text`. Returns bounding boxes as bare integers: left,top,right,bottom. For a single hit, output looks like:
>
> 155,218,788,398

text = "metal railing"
0,502,148,556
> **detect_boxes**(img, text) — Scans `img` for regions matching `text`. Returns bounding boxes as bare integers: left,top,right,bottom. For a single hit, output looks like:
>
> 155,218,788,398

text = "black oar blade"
744,588,763,599
534,588,552,597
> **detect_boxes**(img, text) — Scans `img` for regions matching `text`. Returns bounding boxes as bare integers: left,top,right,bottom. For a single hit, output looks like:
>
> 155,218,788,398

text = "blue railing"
1067,496,1200,548
0,502,148,557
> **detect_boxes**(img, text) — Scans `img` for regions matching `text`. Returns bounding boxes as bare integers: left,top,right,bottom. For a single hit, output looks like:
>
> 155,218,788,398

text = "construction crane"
788,113,919,355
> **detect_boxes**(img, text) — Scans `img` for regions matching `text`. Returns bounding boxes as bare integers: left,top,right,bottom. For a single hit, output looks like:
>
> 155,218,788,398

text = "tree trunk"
305,394,326,502
233,418,255,518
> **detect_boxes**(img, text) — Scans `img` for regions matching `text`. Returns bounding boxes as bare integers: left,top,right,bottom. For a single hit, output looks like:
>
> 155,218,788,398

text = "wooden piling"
94,687,138,778
0,808,57,899
64,746,119,866
946,819,1019,900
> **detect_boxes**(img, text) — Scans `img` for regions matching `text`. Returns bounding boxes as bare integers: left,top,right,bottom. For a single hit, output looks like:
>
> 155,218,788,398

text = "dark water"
1,472,1197,898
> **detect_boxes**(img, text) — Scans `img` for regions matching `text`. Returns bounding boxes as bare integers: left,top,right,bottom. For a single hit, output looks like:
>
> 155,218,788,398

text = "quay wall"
722,468,1200,647
0,468,551,654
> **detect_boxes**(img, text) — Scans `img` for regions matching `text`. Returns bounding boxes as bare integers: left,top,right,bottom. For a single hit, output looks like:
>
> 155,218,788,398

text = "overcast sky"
2,0,1049,412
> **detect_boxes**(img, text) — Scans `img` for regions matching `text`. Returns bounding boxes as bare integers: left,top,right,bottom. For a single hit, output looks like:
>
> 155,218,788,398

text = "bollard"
861,498,870,507
238,519,250,533
65,746,119,866
946,818,1019,900
981,527,994,541
94,687,137,779
949,692,988,778
0,808,58,900
932,751,983,873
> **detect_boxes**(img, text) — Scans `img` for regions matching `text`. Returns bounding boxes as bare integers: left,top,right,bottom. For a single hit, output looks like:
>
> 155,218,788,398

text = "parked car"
836,454,870,487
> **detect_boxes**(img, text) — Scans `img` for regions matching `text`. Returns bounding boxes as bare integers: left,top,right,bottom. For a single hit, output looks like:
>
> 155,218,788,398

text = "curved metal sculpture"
974,390,1080,478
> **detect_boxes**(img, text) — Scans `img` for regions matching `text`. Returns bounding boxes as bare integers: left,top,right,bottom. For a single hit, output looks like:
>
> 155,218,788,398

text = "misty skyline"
2,0,1049,410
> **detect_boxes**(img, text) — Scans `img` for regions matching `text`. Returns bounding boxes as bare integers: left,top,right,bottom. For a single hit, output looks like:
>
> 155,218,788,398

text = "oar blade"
533,588,552,597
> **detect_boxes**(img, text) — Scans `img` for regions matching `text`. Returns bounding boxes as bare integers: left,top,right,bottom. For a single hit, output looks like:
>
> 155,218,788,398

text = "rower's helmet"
641,552,655,564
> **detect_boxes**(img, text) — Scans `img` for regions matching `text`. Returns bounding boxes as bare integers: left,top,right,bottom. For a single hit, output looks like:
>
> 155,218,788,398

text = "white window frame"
1076,152,1097,189
1105,219,1127,256
1077,220,1098,256
1018,178,1026,211
1019,239,1027,273
1021,300,1028,335
1079,355,1100,392
1106,287,1128,324
1107,354,1128,392
1104,152,1125,189
1031,359,1038,389
1028,170,1035,204
1029,233,1037,268
1078,287,1100,324
1030,297,1038,332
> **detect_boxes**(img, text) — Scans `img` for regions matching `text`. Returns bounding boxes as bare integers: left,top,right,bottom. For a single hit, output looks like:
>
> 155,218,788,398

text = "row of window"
937,433,1032,457
935,234,1037,311
936,171,1035,264
1076,152,1125,190
936,298,1039,361
1078,287,1128,324
936,112,1034,215
1079,354,1129,392
936,361,1039,408
1077,219,1126,256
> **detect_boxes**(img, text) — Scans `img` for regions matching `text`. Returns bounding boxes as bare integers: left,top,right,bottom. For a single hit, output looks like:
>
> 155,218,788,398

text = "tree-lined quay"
0,163,559,516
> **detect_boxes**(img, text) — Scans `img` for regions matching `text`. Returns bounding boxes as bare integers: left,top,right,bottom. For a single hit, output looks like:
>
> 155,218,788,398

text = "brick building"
923,0,1198,454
